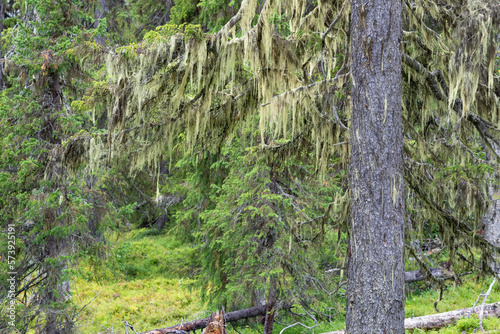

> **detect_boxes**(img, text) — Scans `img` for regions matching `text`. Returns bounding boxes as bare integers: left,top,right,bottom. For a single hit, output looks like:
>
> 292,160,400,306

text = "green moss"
106,229,199,280
74,277,205,333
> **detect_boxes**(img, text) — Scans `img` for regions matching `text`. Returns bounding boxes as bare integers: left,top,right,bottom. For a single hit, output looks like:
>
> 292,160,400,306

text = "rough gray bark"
481,142,500,274
347,0,405,333
483,195,500,248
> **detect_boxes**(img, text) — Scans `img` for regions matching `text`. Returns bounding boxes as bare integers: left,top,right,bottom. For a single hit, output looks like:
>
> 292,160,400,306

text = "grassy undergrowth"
73,229,204,333
74,278,205,333
73,230,500,333
405,277,500,334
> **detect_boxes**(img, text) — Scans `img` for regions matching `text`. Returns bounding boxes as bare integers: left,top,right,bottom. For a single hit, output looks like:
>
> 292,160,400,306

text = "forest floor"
73,229,500,334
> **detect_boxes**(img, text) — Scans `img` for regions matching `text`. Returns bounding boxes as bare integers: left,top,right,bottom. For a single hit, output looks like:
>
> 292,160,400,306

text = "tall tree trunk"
347,0,405,333
42,72,67,334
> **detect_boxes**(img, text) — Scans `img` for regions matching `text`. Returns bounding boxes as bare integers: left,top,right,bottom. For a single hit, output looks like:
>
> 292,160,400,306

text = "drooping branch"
321,4,345,46
405,166,498,254
260,73,349,108
402,53,500,158
402,53,449,104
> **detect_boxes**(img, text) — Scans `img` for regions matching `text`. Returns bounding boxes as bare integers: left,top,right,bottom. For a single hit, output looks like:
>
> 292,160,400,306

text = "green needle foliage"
196,128,344,310
0,0,114,332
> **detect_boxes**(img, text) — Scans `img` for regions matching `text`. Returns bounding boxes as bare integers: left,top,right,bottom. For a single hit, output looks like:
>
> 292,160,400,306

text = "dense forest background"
0,0,500,333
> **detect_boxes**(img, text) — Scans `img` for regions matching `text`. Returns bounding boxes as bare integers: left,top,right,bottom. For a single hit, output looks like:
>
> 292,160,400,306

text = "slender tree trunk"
43,235,60,334
94,0,108,46
481,144,500,274
263,277,277,334
164,0,173,23
42,72,67,334
347,0,405,333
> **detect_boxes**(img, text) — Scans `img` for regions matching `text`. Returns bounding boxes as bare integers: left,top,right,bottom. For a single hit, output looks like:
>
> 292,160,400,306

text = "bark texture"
481,144,500,274
347,0,405,333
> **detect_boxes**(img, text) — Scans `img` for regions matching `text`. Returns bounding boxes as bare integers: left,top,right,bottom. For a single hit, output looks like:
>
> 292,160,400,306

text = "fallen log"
404,302,500,330
327,267,452,282
322,302,500,334
404,267,452,283
140,303,291,334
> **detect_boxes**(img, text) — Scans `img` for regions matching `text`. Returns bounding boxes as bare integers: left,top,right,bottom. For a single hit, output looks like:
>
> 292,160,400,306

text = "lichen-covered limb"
321,4,345,45
65,0,351,175
402,53,447,102
260,76,346,107
406,166,497,254
403,53,500,158
403,30,432,55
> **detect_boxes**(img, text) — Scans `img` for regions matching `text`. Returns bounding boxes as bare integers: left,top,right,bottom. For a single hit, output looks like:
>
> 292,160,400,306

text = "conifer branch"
322,4,345,46
402,53,500,157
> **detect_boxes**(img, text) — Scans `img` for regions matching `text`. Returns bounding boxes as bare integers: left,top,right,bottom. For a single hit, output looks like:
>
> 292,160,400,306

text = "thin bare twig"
329,63,348,129
125,321,138,334
73,290,101,320
473,278,497,330
279,322,319,334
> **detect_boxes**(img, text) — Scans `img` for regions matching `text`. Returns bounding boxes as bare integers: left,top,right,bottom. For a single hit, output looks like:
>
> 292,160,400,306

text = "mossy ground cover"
74,277,205,333
73,229,204,333
73,230,500,333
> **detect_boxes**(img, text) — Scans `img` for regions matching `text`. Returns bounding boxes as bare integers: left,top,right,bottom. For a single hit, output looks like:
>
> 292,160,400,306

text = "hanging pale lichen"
401,0,500,277
63,0,500,278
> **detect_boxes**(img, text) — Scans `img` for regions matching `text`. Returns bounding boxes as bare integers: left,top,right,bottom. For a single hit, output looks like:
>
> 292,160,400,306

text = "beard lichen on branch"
66,0,351,177
402,0,500,276
63,0,500,279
